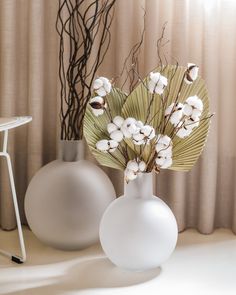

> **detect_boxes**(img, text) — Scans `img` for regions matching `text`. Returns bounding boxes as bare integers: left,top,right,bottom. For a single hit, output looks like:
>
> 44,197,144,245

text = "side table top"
0,116,32,132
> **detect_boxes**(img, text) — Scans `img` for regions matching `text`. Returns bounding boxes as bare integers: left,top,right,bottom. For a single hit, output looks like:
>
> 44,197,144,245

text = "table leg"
0,130,26,263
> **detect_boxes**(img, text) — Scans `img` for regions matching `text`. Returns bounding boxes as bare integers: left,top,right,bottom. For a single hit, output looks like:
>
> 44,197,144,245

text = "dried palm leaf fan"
56,0,116,140
84,24,213,181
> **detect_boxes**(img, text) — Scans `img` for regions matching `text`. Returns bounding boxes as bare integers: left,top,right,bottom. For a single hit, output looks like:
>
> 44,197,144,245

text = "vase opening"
59,139,85,162
124,172,153,199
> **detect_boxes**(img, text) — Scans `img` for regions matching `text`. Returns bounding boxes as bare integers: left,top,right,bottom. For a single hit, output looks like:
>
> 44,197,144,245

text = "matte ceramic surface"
25,140,116,250
99,173,178,271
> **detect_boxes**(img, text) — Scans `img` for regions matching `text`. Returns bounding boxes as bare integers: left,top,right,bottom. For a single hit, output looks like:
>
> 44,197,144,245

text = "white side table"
0,116,32,264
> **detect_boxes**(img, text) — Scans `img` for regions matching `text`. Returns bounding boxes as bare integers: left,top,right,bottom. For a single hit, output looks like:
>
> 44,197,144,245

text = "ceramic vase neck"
124,172,153,199
59,139,85,162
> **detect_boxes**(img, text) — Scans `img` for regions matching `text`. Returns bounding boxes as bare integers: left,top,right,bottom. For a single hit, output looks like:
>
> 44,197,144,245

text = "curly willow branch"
56,0,116,140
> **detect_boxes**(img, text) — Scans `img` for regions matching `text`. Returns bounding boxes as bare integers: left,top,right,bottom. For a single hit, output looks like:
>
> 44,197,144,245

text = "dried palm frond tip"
56,0,116,140
84,25,214,182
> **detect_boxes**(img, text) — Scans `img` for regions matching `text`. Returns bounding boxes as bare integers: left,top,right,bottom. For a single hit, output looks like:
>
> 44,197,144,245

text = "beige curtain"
0,0,235,234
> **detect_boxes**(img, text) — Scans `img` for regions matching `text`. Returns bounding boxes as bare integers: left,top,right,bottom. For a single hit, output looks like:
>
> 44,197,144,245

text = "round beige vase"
25,139,116,250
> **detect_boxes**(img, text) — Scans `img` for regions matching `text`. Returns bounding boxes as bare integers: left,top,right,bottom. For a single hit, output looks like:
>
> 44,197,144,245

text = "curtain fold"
0,0,235,234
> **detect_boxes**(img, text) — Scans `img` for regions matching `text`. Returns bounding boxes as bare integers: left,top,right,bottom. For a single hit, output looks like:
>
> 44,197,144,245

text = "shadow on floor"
2,257,161,295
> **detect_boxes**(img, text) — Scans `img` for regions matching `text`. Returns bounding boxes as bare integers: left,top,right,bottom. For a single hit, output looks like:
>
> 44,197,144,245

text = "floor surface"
0,228,236,295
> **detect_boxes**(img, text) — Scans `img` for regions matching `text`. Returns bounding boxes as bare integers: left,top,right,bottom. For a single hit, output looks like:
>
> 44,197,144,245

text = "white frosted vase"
99,173,178,271
25,139,116,250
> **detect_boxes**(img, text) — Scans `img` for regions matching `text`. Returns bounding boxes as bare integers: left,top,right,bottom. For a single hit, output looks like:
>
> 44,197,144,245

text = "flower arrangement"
84,30,213,182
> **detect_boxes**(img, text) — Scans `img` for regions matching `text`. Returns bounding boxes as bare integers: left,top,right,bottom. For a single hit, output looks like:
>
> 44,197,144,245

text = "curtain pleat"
0,0,59,228
0,0,235,234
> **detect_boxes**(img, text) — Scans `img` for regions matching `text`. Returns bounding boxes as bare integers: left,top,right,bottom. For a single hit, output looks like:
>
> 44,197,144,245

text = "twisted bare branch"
56,0,116,139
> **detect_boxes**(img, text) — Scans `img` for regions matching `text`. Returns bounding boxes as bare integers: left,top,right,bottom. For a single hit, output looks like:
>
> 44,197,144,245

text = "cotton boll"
186,96,196,106
136,121,144,128
185,118,199,130
191,113,200,121
132,127,154,145
188,63,198,76
155,154,172,169
93,78,103,90
96,87,107,97
156,144,172,155
155,143,165,153
108,140,118,152
90,96,104,105
192,108,202,118
141,125,155,139
148,80,155,94
165,146,172,157
155,75,168,95
128,123,139,135
182,104,193,116
133,133,144,141
93,77,111,97
149,130,156,140
107,123,117,134
109,140,118,149
184,63,199,84
110,130,123,142
107,117,125,142
184,77,192,85
113,116,124,128
140,126,150,136
186,95,203,111
139,161,146,172
125,159,147,182
90,96,106,117
122,118,136,130
127,160,139,172
190,120,199,129
148,72,168,94
155,156,165,167
165,102,183,115
155,85,164,95
194,98,203,112
189,65,198,81
157,134,172,146
176,103,184,111
120,125,132,138
176,127,193,138
96,140,109,152
160,75,168,86
165,103,184,126
156,135,172,153
155,134,173,169
158,146,172,158
121,118,145,140
183,96,203,119
150,72,161,83
165,103,175,116
100,77,112,93
161,157,173,169
130,119,143,134
121,118,140,138
132,124,156,145
170,110,183,126
92,108,105,117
